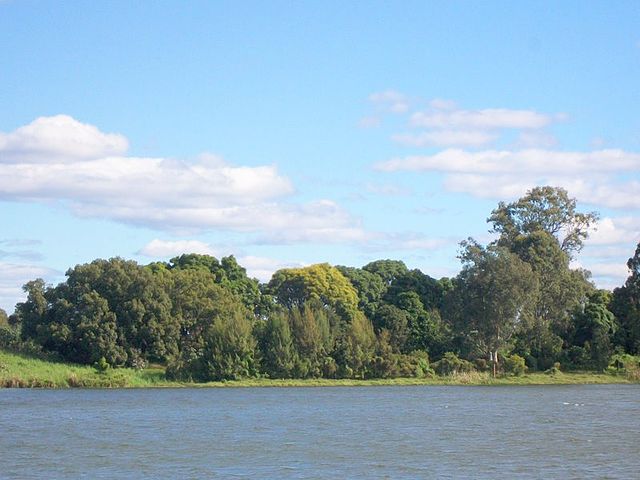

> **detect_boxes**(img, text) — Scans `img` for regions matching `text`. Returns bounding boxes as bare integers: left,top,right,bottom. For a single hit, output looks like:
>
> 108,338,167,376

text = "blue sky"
1,1,639,312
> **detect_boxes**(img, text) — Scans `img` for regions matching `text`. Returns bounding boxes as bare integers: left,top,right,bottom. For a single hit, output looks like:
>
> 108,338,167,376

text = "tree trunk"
491,350,498,377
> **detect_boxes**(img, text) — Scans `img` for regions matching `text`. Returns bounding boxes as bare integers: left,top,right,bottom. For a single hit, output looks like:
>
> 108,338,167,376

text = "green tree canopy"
363,259,409,286
336,266,386,319
267,263,359,321
452,241,538,373
612,242,640,354
568,290,617,369
167,254,261,313
488,186,598,256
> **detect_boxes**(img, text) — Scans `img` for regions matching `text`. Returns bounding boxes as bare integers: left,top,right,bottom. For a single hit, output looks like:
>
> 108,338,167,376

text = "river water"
1,385,638,479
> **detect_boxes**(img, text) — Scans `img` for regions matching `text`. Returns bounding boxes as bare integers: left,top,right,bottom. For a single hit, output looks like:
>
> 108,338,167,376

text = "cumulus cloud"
358,115,382,128
0,115,128,163
429,98,457,110
236,255,305,282
374,148,640,211
369,90,410,114
358,232,455,253
0,157,293,205
587,217,640,246
516,131,559,148
574,217,640,289
137,239,217,257
0,115,369,244
0,262,60,313
392,130,497,147
572,259,630,290
365,182,412,196
375,148,640,174
389,235,451,251
410,108,553,130
253,200,372,244
568,182,640,210
367,93,562,148
137,239,304,282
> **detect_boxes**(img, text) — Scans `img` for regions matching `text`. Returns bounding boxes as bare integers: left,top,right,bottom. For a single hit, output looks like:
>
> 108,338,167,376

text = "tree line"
2,186,639,380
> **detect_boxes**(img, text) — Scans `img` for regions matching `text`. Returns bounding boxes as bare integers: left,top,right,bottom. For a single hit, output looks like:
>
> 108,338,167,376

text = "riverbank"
1,349,636,388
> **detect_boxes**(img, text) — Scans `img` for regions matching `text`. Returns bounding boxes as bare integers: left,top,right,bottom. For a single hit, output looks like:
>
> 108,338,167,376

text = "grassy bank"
0,349,636,388
0,350,171,388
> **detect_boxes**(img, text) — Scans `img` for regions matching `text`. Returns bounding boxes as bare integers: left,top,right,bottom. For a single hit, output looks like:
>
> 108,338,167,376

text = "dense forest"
1,186,639,381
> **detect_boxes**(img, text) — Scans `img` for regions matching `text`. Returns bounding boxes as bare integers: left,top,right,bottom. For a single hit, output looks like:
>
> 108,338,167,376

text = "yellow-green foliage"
267,263,360,317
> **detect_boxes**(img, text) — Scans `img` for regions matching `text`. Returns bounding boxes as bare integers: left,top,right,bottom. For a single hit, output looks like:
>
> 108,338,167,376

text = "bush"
502,354,527,376
0,326,19,348
396,350,433,378
607,353,640,381
432,352,475,376
545,362,562,375
562,345,591,370
474,358,488,372
94,357,110,373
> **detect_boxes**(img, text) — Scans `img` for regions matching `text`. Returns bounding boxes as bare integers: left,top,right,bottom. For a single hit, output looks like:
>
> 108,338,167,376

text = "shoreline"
1,349,635,389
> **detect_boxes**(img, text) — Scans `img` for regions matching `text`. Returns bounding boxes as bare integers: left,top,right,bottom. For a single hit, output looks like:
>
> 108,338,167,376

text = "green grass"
0,348,636,388
0,349,172,388
200,371,634,388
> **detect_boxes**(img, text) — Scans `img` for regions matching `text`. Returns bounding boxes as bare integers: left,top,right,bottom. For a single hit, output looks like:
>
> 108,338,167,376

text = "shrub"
607,353,640,381
94,357,110,373
395,350,433,378
432,352,475,376
545,362,562,375
502,354,527,376
474,358,488,372
0,326,19,348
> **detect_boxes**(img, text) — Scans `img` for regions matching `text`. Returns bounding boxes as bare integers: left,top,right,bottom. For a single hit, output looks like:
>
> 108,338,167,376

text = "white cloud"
429,98,457,110
365,182,412,196
587,217,640,246
253,200,372,244
410,108,553,130
0,115,128,163
369,90,410,113
0,238,43,261
516,131,559,148
0,157,293,205
137,239,304,282
578,217,639,289
375,148,640,174
0,238,42,247
361,232,455,253
568,181,640,210
374,148,640,210
392,130,497,147
0,115,370,244
137,239,217,257
581,245,634,259
0,262,60,313
369,95,563,148
587,262,630,279
238,255,305,282
358,115,382,128
392,236,451,250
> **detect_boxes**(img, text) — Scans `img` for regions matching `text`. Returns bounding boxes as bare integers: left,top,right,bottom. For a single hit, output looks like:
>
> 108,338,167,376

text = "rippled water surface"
1,385,639,479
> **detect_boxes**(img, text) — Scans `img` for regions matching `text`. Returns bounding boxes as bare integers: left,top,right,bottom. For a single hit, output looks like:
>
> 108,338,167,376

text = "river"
1,385,638,479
